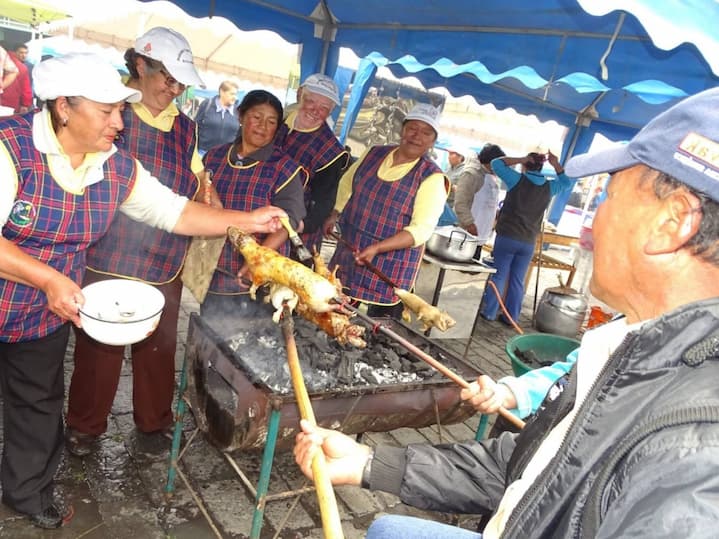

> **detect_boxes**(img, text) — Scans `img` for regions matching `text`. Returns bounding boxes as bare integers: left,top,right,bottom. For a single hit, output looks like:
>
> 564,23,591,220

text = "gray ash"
206,313,447,394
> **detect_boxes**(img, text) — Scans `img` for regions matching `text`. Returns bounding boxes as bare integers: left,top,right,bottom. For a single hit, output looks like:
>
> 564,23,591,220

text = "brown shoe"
65,428,98,458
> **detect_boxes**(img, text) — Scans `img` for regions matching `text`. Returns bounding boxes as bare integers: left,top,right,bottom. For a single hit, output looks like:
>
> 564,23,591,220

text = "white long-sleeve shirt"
0,107,187,230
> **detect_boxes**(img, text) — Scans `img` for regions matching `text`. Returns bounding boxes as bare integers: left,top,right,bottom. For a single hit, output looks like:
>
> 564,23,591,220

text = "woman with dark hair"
479,150,575,323
0,53,283,529
66,27,225,458
200,89,307,318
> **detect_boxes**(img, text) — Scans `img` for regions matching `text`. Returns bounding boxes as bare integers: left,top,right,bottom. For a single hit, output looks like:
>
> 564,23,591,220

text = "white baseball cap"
34,53,142,104
404,103,441,135
301,73,341,107
134,27,204,88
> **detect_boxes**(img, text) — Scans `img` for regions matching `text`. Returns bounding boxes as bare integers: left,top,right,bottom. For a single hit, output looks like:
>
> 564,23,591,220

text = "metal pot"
79,279,165,346
426,225,480,262
533,286,588,338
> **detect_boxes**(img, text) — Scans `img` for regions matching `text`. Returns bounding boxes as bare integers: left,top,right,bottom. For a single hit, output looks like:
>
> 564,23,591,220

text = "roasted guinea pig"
394,288,456,332
228,227,366,347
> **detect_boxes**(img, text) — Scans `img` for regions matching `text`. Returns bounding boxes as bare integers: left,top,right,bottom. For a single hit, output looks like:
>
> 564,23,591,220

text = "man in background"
0,45,18,114
2,43,33,113
194,80,240,153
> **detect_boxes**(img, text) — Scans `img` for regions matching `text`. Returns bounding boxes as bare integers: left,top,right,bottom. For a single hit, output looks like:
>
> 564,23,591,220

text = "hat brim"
165,62,205,88
565,143,639,178
301,85,340,106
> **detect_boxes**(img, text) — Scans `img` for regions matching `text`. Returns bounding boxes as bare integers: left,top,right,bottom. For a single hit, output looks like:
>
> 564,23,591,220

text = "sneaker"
27,498,74,529
65,428,98,458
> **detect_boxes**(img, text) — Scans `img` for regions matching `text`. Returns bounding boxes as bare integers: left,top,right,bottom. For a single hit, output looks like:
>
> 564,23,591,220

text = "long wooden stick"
280,306,344,539
337,300,526,430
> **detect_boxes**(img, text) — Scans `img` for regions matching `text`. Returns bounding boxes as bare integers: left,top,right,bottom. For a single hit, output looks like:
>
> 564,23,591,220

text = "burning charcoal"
336,355,354,384
359,367,384,386
383,348,402,371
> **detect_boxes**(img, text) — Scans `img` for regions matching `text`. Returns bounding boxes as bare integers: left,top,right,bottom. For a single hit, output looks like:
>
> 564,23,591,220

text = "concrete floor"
0,252,579,538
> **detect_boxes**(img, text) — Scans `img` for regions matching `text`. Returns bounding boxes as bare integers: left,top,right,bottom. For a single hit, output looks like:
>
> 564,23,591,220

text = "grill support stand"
163,313,481,536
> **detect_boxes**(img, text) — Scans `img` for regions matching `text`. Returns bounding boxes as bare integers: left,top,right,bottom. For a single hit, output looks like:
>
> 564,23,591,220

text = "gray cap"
566,88,719,201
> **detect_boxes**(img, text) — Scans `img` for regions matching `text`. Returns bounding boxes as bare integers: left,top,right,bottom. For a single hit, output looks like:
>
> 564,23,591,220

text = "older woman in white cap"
66,27,219,459
275,73,349,253
323,103,449,317
0,52,284,529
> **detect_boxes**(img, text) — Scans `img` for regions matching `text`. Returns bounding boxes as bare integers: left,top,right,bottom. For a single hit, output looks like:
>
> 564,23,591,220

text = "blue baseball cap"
566,88,719,202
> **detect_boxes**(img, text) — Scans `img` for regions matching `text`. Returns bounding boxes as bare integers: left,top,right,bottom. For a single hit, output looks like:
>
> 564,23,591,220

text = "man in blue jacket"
294,87,719,538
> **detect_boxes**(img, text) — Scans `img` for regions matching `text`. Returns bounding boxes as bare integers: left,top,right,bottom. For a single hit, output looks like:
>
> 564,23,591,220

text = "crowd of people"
2,21,717,538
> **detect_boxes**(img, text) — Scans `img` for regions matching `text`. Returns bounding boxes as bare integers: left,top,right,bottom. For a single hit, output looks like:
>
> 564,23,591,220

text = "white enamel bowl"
79,279,165,346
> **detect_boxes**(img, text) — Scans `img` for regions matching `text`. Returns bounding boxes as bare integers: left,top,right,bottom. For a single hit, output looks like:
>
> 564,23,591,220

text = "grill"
185,306,480,452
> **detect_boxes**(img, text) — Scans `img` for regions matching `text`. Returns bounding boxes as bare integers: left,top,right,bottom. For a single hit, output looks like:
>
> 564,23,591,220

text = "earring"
62,118,68,126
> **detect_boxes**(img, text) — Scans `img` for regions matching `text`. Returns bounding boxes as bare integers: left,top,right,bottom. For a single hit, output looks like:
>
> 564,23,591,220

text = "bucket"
505,333,580,376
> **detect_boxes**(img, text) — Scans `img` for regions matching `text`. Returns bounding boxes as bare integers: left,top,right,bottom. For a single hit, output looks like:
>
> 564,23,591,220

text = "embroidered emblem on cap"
142,43,152,54
676,133,719,181
9,200,36,227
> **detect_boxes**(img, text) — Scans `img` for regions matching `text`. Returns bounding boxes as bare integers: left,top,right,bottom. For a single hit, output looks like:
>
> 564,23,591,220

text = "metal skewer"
334,299,526,430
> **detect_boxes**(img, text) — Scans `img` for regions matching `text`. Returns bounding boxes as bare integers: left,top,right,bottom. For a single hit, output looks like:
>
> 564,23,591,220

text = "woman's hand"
460,374,514,414
236,265,252,289
293,419,371,486
322,210,339,237
355,243,380,266
43,274,84,327
250,206,287,234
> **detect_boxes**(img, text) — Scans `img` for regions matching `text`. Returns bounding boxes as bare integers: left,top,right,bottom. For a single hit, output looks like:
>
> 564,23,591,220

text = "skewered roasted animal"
228,227,366,346
394,288,456,332
265,283,299,323
229,227,337,313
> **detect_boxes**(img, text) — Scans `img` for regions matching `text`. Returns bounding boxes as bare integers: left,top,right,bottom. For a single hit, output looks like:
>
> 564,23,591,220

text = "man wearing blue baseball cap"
294,88,719,538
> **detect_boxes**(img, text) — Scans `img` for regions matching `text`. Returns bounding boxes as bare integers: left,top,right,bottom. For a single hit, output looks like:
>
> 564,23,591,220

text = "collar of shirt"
285,109,321,134
377,148,421,181
33,107,116,194
214,96,233,116
130,100,179,132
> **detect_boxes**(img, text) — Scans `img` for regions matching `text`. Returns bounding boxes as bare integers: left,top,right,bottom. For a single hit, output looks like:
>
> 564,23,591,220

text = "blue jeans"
367,515,482,539
480,234,534,322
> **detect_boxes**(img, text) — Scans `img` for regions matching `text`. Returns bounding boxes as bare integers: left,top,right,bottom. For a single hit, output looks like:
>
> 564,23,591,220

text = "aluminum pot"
79,279,165,346
425,225,480,262
533,286,588,338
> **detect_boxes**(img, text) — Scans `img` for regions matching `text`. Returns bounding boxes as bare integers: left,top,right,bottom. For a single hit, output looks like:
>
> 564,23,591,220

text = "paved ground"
0,252,579,538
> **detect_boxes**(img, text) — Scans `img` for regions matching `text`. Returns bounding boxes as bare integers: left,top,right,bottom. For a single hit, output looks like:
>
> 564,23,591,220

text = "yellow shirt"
334,147,448,246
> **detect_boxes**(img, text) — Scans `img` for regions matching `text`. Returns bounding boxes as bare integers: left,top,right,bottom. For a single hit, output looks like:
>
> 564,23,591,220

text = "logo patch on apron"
9,200,36,227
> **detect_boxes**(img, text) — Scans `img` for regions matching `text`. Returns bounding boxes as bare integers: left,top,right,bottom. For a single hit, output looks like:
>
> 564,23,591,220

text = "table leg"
424,268,447,336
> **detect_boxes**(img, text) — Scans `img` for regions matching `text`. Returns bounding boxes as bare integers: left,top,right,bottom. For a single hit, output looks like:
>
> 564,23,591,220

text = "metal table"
421,252,496,336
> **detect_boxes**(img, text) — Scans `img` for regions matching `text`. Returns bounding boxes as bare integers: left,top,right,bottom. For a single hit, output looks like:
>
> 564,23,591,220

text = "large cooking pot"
534,286,588,338
425,225,480,262
79,279,165,346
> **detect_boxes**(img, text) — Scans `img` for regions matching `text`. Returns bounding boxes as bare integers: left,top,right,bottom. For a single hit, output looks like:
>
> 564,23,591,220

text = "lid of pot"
544,285,581,297
433,225,479,240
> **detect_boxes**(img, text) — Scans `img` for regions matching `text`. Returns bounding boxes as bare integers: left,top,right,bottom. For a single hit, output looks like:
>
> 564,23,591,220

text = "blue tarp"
146,0,719,220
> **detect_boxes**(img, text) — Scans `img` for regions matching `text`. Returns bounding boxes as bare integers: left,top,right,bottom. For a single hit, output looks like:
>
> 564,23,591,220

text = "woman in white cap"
275,73,349,253
66,27,217,459
0,52,284,529
323,103,449,317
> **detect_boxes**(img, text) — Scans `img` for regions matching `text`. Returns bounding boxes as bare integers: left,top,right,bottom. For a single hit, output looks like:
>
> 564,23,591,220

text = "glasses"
159,68,187,92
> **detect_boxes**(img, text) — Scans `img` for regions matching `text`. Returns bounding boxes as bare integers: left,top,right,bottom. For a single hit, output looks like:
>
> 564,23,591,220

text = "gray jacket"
369,298,719,537
453,155,499,243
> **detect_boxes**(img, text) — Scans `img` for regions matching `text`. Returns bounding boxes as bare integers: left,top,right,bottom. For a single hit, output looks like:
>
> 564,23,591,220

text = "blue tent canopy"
148,0,719,219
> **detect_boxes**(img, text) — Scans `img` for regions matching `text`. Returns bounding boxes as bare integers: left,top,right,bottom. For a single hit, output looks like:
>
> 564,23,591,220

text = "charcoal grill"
185,309,480,451
166,307,481,538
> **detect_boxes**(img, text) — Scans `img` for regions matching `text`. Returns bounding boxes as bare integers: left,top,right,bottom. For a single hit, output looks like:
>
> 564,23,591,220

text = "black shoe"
65,428,98,457
27,498,74,529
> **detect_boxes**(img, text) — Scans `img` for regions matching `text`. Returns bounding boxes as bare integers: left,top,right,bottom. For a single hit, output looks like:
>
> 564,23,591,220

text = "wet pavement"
0,252,576,538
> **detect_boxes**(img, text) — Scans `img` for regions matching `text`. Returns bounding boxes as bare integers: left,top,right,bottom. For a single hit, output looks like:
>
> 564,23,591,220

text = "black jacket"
369,298,719,538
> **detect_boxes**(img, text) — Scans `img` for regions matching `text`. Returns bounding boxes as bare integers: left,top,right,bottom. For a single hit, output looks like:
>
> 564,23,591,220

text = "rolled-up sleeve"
120,159,189,231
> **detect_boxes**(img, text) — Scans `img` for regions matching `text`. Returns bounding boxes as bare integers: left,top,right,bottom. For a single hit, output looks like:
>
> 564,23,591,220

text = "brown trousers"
67,272,183,435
